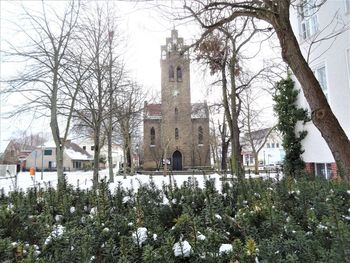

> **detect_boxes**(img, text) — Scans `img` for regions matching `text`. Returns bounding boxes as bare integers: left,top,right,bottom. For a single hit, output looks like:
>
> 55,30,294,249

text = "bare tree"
183,0,350,179
115,81,145,175
2,1,82,187
10,130,47,149
194,18,274,197
73,5,119,186
241,87,276,173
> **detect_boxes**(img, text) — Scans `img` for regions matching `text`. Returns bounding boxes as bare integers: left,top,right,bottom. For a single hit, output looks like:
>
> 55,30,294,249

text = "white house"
290,0,350,178
76,138,123,171
241,128,285,168
25,140,93,171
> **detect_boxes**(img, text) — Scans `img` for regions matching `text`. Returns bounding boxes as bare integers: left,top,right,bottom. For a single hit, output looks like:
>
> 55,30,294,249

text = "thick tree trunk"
221,141,228,171
56,148,65,185
50,67,65,188
274,14,350,179
253,152,259,175
229,54,243,180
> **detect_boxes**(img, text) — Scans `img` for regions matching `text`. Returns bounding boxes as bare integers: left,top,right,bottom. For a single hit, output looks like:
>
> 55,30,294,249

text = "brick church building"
143,29,210,170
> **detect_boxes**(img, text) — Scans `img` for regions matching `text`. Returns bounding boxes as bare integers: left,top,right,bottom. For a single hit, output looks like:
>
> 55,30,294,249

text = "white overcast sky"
0,0,280,152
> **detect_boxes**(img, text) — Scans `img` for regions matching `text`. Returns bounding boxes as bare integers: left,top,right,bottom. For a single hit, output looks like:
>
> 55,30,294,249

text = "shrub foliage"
0,176,350,262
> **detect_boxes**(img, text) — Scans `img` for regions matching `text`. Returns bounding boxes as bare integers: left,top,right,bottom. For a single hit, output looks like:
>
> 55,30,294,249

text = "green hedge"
0,176,349,262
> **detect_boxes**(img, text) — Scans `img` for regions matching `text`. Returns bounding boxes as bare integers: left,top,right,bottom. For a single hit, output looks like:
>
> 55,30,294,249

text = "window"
346,0,350,13
83,146,86,150
73,161,82,169
176,66,182,82
175,108,178,116
91,146,95,151
175,128,179,140
276,143,279,148
198,126,203,145
315,163,332,179
313,65,328,99
169,65,174,81
299,0,318,40
271,143,275,148
150,127,155,146
266,143,270,148
44,149,52,156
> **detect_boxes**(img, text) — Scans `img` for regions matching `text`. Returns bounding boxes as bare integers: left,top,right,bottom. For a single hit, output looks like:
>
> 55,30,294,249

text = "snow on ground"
1,169,281,195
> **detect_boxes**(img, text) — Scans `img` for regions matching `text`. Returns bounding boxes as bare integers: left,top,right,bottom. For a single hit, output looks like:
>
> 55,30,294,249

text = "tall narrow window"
298,0,318,40
169,65,174,81
175,108,178,118
198,126,203,145
150,127,155,146
175,128,179,140
176,66,182,82
313,65,328,100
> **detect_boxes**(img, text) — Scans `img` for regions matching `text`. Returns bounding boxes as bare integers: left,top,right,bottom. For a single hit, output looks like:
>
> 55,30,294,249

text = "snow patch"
162,195,169,205
55,214,63,222
44,225,65,245
215,214,222,220
197,232,206,241
219,244,233,255
173,240,191,257
122,196,131,204
132,227,147,247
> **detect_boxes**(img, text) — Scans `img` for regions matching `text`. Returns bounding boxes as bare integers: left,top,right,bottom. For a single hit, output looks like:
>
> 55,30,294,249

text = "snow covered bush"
0,175,349,262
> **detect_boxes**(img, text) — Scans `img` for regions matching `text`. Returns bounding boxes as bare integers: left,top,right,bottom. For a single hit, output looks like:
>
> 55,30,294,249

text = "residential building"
241,128,285,168
25,140,93,171
143,29,210,170
290,0,350,178
0,140,35,170
77,138,123,170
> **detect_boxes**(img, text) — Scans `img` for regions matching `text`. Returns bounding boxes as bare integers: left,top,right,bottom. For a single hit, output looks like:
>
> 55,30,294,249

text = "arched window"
175,128,179,140
161,50,166,60
150,127,155,146
169,65,174,81
198,126,203,145
176,66,182,82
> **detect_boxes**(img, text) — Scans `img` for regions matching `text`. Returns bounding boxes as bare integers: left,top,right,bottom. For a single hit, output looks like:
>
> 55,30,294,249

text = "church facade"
143,30,210,170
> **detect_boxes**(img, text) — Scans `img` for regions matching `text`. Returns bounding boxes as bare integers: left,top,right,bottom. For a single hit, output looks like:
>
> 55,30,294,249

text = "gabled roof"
246,128,272,141
64,141,92,161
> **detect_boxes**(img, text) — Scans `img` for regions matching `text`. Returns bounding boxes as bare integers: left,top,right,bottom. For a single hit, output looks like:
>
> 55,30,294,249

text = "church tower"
143,29,210,171
160,29,193,170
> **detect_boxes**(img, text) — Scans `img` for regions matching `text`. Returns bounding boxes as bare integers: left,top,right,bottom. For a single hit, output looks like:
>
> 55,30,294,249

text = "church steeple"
160,29,191,112
143,29,210,170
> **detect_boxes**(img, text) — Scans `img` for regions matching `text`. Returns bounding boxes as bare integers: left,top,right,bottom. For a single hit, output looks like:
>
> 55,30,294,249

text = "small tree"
273,76,309,177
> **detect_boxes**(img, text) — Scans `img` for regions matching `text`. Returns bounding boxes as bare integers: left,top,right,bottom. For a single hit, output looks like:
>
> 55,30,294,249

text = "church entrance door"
172,151,182,170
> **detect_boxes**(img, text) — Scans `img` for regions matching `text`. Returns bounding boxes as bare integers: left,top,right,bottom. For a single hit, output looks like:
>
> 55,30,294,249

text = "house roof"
64,141,92,161
245,128,272,141
144,103,162,119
